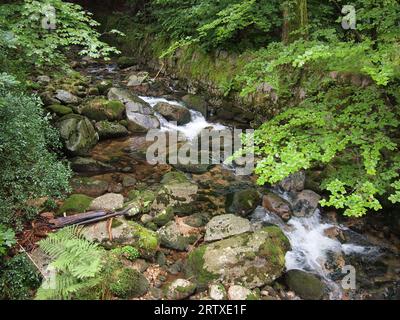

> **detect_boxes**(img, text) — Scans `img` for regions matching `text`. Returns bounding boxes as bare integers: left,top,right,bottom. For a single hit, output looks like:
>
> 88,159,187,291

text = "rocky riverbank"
29,57,400,300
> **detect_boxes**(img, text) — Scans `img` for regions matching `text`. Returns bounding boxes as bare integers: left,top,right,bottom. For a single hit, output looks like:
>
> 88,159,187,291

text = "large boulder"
154,102,191,125
57,114,99,156
89,193,124,212
285,270,327,300
277,171,306,192
187,226,290,289
108,87,153,114
262,193,292,222
127,112,160,133
204,214,251,242
226,189,261,217
81,98,125,121
292,190,321,217
95,121,129,140
182,94,207,116
83,218,159,258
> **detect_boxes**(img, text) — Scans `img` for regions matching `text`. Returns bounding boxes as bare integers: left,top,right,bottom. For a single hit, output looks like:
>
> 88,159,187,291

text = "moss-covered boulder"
47,104,73,116
57,194,93,216
95,121,129,140
117,56,137,69
182,94,207,116
186,226,290,289
285,270,327,300
96,80,113,95
126,189,157,215
70,157,115,174
204,214,251,242
81,98,125,121
154,102,191,125
226,189,261,217
57,114,99,156
164,279,196,300
109,267,149,299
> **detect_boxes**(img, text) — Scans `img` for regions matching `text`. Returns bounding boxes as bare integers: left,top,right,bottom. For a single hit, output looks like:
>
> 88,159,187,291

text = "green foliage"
35,226,105,300
112,246,140,261
0,74,71,228
0,224,16,256
0,254,41,300
233,0,400,217
0,0,120,69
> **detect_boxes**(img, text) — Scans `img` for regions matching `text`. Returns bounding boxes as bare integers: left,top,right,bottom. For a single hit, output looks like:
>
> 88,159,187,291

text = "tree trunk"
282,0,308,44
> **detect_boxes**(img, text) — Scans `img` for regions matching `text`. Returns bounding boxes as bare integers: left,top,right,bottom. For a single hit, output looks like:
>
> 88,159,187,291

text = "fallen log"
49,206,133,229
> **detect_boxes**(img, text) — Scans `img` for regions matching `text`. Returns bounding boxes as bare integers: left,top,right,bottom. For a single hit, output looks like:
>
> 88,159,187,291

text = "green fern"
35,226,105,300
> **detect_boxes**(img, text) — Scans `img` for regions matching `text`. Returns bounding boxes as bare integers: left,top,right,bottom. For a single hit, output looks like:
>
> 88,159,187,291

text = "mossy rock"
285,270,327,300
158,221,199,251
186,226,290,289
161,171,190,185
164,279,196,300
70,177,109,197
95,121,129,140
87,87,100,96
182,94,207,116
81,98,125,121
109,267,149,299
57,194,93,216
127,221,160,258
96,80,113,95
47,104,73,116
153,207,174,227
126,189,157,215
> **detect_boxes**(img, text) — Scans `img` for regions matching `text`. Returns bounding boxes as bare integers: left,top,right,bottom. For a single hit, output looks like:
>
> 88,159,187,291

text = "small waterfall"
252,196,381,299
139,96,226,140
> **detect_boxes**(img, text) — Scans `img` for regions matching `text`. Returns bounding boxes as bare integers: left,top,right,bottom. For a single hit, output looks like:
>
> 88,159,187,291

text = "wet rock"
204,214,251,242
228,285,253,300
109,267,149,298
209,284,227,300
158,220,200,251
278,171,305,192
70,177,109,197
57,194,93,216
95,121,129,140
108,87,152,114
262,193,292,222
182,94,207,116
81,98,125,121
187,226,290,289
55,89,79,105
292,190,321,217
56,114,99,156
89,193,124,212
226,189,261,217
127,112,160,133
165,279,196,300
154,102,191,125
83,218,159,258
70,157,115,174
285,270,327,300
47,104,73,116
127,71,149,87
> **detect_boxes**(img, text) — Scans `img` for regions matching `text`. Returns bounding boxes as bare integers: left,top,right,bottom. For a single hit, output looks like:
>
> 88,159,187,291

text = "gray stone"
154,102,191,125
95,121,129,140
204,214,251,242
55,89,79,104
278,171,306,192
228,285,253,300
292,190,321,217
226,189,261,217
89,193,124,212
70,157,114,174
158,220,200,251
127,112,160,133
165,279,196,300
127,71,149,87
285,270,326,300
209,284,227,300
